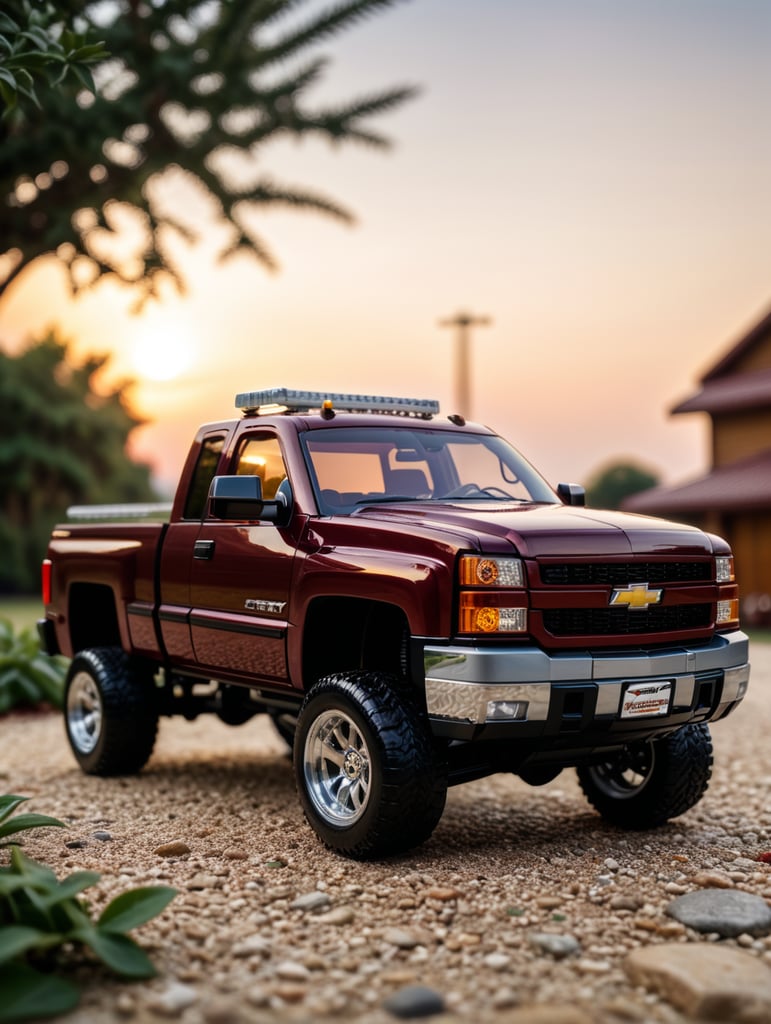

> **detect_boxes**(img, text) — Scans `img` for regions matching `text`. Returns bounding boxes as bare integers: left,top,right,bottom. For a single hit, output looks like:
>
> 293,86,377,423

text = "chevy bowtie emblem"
609,582,663,610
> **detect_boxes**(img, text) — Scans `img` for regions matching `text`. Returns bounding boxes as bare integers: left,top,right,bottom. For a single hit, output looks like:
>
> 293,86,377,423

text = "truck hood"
353,501,715,559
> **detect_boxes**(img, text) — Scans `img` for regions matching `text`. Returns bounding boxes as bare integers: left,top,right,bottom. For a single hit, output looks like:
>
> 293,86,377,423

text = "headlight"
459,556,524,587
715,555,735,583
458,555,528,635
458,596,528,634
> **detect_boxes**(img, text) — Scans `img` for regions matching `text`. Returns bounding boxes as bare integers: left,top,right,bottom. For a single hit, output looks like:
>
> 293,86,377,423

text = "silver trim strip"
424,631,749,725
67,502,172,521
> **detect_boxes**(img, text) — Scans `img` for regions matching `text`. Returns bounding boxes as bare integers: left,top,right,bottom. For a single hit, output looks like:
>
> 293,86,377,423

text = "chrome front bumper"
423,630,750,727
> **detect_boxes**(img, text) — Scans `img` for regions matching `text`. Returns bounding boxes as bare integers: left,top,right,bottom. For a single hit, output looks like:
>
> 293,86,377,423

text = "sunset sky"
2,0,770,496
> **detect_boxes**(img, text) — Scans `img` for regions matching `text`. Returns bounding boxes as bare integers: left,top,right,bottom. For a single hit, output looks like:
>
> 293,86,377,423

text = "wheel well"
68,583,121,652
302,598,410,688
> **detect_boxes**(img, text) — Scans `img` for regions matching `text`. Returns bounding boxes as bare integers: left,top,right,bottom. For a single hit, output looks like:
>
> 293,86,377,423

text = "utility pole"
439,310,492,418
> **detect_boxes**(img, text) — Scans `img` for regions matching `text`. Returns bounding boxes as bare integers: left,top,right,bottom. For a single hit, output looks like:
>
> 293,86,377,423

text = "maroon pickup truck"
39,388,750,858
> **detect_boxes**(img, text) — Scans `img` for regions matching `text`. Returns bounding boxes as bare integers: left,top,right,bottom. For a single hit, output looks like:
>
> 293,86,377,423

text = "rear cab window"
183,435,226,519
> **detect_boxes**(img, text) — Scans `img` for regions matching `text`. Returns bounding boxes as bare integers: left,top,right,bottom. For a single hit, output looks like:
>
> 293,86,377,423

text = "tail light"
42,559,52,606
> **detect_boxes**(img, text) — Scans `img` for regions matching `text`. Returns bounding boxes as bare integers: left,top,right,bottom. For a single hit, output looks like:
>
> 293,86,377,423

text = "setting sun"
131,323,194,382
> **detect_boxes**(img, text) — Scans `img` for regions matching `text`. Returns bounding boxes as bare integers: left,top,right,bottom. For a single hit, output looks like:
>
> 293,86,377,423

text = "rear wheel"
65,648,158,775
577,722,713,828
294,671,447,858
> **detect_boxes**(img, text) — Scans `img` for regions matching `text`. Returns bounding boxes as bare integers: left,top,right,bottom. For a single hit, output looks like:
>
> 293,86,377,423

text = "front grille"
540,562,711,586
543,604,711,637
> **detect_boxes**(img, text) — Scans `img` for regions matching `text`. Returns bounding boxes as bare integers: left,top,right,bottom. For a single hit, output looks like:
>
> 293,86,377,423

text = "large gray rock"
666,888,771,937
625,943,771,1023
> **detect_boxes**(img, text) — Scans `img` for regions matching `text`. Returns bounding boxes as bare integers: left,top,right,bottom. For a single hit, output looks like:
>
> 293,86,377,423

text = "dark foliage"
0,336,155,592
585,460,660,511
0,0,416,304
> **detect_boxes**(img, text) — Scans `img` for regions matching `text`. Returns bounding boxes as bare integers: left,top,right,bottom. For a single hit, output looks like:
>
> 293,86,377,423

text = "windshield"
301,426,558,514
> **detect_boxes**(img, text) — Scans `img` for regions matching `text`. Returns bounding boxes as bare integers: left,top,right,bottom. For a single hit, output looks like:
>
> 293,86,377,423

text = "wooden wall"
662,509,771,624
711,408,771,467
724,511,771,608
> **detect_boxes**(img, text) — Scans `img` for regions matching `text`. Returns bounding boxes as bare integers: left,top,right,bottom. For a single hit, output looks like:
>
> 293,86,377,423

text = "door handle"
193,540,215,560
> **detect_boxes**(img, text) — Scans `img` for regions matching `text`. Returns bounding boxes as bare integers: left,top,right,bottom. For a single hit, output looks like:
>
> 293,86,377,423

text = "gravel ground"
2,643,770,1024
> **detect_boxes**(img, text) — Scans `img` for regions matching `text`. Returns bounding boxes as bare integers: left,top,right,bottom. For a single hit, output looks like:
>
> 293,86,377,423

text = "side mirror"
557,482,585,507
209,475,291,523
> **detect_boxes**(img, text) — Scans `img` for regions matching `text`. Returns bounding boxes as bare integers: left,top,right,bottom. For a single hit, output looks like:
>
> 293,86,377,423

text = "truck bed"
44,522,167,659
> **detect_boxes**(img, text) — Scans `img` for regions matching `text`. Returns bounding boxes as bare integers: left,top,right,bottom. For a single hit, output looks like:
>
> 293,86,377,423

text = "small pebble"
154,841,191,858
383,985,445,1019
274,960,311,982
383,927,422,949
147,981,198,1016
290,891,331,912
528,933,581,958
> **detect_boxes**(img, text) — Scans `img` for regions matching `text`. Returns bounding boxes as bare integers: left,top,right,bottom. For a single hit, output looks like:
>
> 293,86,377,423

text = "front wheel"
294,671,447,859
64,648,158,776
576,722,713,829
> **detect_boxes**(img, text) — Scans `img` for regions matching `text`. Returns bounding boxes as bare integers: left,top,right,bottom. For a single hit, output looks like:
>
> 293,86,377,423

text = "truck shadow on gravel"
430,798,683,861
62,751,704,865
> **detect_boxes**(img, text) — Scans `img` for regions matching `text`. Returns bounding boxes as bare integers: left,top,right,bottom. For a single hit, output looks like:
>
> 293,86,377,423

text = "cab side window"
234,435,287,500
183,435,225,519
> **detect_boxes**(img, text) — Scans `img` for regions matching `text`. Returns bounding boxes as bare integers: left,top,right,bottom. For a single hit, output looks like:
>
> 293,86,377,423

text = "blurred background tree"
0,337,155,593
585,460,661,511
0,0,416,305
0,0,415,599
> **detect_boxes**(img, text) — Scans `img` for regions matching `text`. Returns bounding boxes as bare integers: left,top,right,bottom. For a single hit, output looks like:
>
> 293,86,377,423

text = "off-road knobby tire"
576,722,713,829
294,671,447,859
64,647,158,776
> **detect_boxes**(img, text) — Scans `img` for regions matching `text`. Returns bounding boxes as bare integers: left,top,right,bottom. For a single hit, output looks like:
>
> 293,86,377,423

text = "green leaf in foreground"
98,885,177,933
38,870,101,907
0,795,28,823
0,925,51,965
1,801,178,1013
0,813,66,843
0,963,79,1023
73,927,156,979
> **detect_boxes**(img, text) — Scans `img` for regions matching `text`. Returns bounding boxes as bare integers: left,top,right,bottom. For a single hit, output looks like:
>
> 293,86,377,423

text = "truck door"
159,431,227,662
188,430,296,686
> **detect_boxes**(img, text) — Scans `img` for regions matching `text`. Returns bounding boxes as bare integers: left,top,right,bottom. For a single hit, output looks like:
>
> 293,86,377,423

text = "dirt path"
2,644,770,1023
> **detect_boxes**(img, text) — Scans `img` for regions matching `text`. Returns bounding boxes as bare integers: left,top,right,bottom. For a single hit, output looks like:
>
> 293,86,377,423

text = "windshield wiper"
355,495,421,505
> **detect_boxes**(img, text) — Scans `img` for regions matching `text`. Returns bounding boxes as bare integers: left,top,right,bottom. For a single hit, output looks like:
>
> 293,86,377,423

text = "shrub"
0,619,67,713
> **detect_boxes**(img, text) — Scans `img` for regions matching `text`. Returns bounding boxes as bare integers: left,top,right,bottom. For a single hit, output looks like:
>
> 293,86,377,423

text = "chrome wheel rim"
590,743,655,799
303,709,371,825
67,672,103,754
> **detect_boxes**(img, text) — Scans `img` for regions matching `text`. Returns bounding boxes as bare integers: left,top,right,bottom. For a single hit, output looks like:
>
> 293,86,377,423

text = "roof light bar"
235,387,440,419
